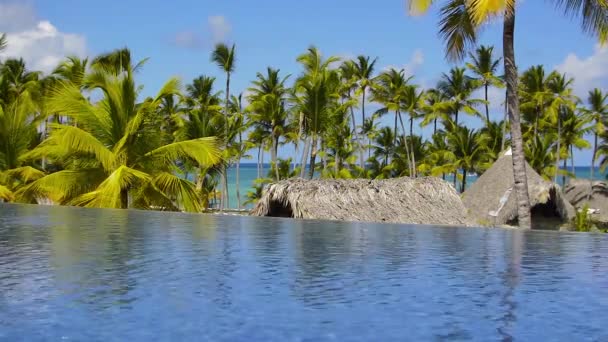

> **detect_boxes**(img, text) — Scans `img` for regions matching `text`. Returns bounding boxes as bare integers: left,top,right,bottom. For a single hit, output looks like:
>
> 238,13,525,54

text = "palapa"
251,176,470,226
564,179,608,225
462,149,575,228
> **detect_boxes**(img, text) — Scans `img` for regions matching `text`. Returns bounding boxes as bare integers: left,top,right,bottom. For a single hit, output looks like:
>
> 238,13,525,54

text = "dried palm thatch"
462,149,575,228
251,176,470,226
564,179,608,224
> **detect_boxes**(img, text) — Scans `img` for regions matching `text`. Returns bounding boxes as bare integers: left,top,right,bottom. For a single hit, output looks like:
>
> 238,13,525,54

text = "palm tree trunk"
570,144,575,182
308,133,318,179
393,113,399,147
321,139,328,171
359,90,366,169
334,150,339,176
271,133,279,181
589,131,598,199
236,132,242,209
257,144,262,179
501,101,508,152
562,158,567,186
485,83,490,122
260,143,265,178
120,188,129,209
461,168,467,193
433,118,437,135
397,111,412,177
222,72,231,210
555,114,561,184
409,116,416,177
300,136,310,178
503,4,532,229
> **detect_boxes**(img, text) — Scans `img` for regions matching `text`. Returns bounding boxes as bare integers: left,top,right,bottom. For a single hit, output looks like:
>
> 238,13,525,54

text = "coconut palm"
402,84,426,176
466,45,503,122
560,108,591,183
247,67,290,181
407,0,608,228
445,121,488,192
294,46,340,179
519,65,553,137
437,67,481,125
353,55,377,166
228,94,252,209
0,90,45,201
20,49,222,212
584,89,608,182
421,88,451,135
211,42,236,209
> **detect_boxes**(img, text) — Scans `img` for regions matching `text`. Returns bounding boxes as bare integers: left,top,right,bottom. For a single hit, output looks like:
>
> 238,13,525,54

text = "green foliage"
573,204,594,232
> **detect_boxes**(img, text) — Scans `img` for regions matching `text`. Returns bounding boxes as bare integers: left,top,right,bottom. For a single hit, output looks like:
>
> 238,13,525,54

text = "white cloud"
556,44,608,98
208,15,231,43
384,49,425,77
0,3,87,73
172,15,232,49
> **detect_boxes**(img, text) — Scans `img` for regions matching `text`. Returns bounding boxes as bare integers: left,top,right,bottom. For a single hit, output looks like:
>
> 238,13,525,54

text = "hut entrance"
530,200,563,230
505,196,564,230
267,200,294,218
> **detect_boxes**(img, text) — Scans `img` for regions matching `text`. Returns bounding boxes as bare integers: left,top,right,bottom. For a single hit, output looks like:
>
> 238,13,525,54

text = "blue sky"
1,0,607,165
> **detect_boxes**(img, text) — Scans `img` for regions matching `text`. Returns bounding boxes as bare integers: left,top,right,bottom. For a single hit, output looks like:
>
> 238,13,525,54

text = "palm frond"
152,172,202,212
144,137,222,168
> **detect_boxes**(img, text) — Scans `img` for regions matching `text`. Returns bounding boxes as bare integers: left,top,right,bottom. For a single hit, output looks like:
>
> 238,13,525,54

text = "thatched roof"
462,149,575,228
251,177,470,226
564,179,608,224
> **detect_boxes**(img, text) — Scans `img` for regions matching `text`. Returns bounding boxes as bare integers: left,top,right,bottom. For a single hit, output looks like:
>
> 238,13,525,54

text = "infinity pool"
0,203,606,341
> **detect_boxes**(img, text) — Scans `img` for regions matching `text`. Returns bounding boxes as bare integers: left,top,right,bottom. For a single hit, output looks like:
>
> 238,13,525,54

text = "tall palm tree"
421,88,451,135
21,49,222,211
294,46,340,179
402,84,426,176
371,68,413,171
437,67,481,125
445,122,488,192
519,65,552,137
560,108,591,184
466,45,503,122
0,90,45,202
211,43,236,209
247,67,290,181
228,94,251,209
353,55,377,167
407,0,608,228
584,89,608,182
546,72,577,183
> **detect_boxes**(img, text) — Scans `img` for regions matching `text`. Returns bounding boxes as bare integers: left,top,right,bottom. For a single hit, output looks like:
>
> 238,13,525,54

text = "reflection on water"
0,203,607,341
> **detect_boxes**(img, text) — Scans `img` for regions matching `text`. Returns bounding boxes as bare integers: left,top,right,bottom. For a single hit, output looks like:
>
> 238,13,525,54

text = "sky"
0,0,606,165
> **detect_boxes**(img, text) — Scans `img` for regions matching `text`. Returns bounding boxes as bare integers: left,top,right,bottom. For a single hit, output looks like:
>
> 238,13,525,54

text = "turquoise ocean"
224,164,607,209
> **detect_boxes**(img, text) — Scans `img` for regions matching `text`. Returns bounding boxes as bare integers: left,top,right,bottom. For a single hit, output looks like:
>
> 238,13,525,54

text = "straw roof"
462,149,575,228
564,179,608,224
251,176,470,226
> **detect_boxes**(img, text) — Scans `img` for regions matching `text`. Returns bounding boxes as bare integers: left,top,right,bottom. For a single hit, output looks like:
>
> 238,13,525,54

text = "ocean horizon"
221,163,607,209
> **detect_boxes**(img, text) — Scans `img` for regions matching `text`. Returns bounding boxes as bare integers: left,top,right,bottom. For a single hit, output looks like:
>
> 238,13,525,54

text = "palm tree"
407,0,608,228
437,67,481,125
445,122,488,192
584,89,608,182
247,67,290,181
0,90,45,202
228,94,252,209
402,85,426,176
546,72,577,183
560,108,591,184
0,34,7,52
421,88,451,135
466,45,503,122
21,49,222,212
353,55,377,166
519,65,552,137
294,46,340,179
211,43,236,209
371,68,412,171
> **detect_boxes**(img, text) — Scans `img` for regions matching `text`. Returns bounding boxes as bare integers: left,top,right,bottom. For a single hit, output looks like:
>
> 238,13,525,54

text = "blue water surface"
1,203,607,341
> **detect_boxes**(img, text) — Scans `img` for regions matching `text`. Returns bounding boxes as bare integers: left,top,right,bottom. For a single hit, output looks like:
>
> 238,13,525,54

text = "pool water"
1,203,607,341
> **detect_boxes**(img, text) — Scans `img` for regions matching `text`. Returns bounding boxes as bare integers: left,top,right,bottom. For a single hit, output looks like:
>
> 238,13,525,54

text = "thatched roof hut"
564,179,608,225
462,149,575,229
251,177,470,226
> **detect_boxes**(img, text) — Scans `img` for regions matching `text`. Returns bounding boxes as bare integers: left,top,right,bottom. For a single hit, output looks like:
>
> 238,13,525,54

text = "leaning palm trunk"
554,112,561,184
590,132,598,199
360,89,367,168
503,4,532,229
484,83,490,123
570,145,575,180
397,111,412,177
501,101,508,152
